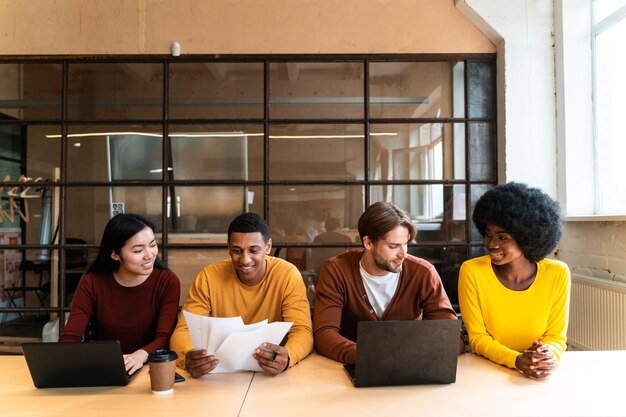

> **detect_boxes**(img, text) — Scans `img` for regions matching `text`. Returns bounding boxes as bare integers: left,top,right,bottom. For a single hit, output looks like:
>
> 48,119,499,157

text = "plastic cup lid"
149,349,178,362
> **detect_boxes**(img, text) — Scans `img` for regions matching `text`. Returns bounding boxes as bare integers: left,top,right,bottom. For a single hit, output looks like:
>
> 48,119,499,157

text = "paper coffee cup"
148,349,178,395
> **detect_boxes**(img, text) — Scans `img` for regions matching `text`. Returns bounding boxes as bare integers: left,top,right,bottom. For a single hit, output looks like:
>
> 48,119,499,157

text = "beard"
372,252,403,273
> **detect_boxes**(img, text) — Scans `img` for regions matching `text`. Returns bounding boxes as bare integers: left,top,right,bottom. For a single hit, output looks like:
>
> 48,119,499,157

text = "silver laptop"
22,340,140,388
344,319,460,387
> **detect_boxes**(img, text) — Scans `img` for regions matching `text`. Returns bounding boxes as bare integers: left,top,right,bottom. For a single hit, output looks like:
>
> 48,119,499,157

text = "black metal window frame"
0,53,497,326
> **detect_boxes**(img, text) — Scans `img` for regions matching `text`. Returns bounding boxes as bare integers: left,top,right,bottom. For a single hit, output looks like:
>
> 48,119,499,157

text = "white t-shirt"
359,261,400,318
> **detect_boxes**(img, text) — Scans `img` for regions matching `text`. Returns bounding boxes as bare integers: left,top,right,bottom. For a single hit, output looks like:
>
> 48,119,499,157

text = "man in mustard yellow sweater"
170,213,313,377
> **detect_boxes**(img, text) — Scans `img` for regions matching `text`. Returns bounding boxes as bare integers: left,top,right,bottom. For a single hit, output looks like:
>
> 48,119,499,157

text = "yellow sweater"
170,256,313,369
458,256,570,369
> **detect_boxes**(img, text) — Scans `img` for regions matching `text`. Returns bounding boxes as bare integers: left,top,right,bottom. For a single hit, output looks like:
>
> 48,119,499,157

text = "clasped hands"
515,340,557,379
185,342,288,378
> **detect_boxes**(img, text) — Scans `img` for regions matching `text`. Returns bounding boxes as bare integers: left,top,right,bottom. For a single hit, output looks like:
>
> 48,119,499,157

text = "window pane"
14,242,91,310
67,63,163,120
64,244,91,306
369,62,459,118
166,186,263,235
66,186,163,242
0,125,24,231
1,124,60,240
452,62,466,118
169,125,263,181
471,245,488,258
66,125,163,181
0,63,62,120
370,123,465,180
167,248,229,306
169,62,263,119
269,185,364,246
0,245,28,311
468,122,495,181
370,184,466,242
0,249,62,313
269,62,364,119
467,60,496,119
307,216,357,274
470,184,492,242
26,125,62,181
409,245,467,307
21,185,55,245
269,124,364,180
0,124,23,160
595,17,626,213
0,311,52,343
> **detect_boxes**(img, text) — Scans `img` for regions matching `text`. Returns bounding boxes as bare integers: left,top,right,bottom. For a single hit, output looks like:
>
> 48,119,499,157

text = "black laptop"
22,340,140,388
344,319,460,387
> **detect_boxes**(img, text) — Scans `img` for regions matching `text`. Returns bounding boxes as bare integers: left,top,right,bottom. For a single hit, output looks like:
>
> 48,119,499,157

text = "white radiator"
568,274,626,350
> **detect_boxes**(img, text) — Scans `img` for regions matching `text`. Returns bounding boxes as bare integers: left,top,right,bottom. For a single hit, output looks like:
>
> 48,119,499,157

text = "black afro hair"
472,182,562,262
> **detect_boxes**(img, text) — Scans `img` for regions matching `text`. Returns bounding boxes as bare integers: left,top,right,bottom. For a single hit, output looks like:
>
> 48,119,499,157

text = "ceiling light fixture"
47,131,397,139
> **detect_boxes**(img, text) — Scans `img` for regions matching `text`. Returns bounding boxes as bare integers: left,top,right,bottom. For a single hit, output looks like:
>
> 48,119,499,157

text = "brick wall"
557,222,626,283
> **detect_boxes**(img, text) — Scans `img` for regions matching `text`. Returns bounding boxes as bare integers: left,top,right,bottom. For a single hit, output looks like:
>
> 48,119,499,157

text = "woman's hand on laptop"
253,343,289,375
124,349,148,375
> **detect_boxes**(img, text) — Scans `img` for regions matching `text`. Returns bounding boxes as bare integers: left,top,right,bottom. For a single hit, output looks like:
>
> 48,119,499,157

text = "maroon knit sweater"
60,268,180,354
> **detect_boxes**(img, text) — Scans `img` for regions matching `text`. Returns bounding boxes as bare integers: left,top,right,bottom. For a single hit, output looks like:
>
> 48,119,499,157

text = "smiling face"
228,232,272,286
112,226,158,280
362,225,410,275
483,224,526,266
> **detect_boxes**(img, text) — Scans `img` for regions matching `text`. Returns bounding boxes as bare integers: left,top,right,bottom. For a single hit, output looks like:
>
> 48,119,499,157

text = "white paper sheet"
206,318,268,355
213,321,293,372
183,312,237,351
182,310,292,372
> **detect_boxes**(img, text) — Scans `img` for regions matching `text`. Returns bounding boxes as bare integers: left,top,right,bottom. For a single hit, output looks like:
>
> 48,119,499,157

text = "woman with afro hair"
458,182,570,379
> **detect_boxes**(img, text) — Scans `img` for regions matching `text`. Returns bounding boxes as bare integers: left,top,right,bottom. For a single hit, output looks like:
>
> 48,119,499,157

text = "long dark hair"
86,213,167,274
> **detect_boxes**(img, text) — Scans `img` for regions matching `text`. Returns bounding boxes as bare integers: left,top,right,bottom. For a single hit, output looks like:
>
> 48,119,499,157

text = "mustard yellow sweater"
170,256,313,369
458,256,570,369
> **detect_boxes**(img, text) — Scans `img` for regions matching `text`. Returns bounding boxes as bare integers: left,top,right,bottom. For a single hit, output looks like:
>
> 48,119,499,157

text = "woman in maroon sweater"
61,214,180,375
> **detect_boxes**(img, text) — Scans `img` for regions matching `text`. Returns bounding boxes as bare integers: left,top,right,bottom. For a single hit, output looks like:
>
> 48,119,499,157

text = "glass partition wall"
0,56,496,348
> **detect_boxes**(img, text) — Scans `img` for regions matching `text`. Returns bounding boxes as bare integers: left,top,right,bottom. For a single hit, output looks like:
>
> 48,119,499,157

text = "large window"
0,55,496,347
592,0,626,214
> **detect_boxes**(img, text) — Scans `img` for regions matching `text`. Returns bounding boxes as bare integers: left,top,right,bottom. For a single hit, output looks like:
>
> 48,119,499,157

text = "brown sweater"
313,249,458,364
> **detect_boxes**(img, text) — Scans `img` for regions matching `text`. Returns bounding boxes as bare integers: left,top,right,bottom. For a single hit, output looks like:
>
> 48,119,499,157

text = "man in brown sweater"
313,202,463,364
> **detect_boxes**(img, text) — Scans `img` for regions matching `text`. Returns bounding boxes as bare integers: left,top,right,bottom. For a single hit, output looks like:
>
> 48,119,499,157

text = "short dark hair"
227,212,270,243
87,213,166,273
472,182,562,262
324,217,341,232
357,202,417,244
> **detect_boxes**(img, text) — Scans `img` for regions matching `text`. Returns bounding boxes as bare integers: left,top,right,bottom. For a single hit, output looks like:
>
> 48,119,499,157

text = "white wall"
456,0,626,284
456,0,557,196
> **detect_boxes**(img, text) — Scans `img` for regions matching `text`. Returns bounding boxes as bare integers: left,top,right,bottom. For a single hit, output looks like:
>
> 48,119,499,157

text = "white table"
2,350,625,417
241,351,626,417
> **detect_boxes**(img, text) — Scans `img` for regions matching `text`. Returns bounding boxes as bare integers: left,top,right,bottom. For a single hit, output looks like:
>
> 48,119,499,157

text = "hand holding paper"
183,310,293,372
252,342,290,375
